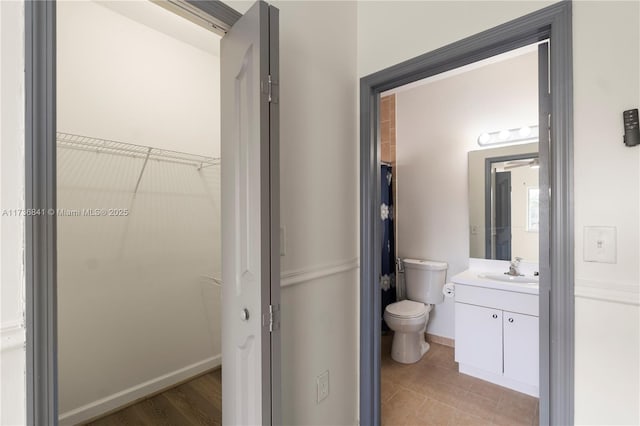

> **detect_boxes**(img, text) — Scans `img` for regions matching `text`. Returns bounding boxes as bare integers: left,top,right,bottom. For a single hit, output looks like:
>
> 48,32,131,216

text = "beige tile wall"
380,94,396,164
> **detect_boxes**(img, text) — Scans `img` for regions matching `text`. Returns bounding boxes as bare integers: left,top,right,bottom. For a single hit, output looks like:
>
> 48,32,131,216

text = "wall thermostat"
623,109,639,147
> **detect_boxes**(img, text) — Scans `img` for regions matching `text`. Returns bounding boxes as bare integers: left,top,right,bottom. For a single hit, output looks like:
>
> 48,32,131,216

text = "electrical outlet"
317,370,329,403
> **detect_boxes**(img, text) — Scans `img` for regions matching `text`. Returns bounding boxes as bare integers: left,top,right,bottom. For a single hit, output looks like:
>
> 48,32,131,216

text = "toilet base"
390,331,430,364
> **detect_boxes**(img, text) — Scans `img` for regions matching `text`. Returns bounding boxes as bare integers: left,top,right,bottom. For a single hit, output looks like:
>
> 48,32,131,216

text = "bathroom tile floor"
381,333,539,426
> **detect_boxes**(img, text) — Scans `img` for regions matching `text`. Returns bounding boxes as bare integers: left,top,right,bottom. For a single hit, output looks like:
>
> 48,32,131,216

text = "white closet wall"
56,1,221,421
57,0,220,157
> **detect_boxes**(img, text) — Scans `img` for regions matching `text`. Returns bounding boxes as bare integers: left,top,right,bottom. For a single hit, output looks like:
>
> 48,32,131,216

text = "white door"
221,2,279,425
503,311,539,387
454,302,503,374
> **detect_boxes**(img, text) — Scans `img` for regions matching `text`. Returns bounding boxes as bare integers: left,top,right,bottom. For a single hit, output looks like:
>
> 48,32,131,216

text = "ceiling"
97,0,221,56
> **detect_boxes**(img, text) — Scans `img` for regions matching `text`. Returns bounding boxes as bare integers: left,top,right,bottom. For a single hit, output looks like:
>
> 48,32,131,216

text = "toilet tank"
403,259,448,304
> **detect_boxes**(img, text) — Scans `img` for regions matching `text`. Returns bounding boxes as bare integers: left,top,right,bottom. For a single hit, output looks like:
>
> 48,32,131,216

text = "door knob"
492,314,498,319
241,308,250,321
508,318,514,323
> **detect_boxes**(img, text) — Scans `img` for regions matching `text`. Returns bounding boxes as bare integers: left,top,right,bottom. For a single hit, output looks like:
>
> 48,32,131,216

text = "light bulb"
478,133,491,145
498,130,510,140
519,126,532,138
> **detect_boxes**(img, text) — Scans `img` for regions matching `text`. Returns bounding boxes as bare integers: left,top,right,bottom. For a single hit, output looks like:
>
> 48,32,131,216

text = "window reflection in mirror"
468,143,539,261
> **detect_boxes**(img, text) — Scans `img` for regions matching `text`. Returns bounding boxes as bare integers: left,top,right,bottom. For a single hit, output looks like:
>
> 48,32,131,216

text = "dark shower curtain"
381,164,396,331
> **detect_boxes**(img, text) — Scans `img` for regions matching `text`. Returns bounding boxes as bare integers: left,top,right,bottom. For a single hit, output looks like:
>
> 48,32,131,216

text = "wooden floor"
85,369,221,426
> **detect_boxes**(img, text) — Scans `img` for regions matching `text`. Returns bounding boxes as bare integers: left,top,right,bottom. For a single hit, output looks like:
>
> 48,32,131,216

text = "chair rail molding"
575,278,639,306
1,320,26,352
281,258,359,288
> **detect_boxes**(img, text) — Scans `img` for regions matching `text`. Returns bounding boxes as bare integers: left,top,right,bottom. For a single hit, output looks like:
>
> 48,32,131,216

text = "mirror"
468,142,539,261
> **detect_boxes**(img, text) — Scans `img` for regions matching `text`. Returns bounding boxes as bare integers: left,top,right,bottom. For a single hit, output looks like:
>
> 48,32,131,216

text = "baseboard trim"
281,257,359,288
426,333,455,348
58,354,221,426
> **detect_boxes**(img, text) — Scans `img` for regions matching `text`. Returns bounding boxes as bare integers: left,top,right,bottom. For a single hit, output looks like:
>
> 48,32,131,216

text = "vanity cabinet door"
503,311,539,386
454,302,503,374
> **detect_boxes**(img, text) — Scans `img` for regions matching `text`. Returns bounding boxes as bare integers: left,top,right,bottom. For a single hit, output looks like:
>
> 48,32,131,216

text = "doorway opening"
56,2,223,424
25,1,281,425
359,3,573,426
378,42,541,425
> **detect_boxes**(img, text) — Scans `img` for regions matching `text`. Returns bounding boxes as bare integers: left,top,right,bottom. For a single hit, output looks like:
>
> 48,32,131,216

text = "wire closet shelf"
56,132,220,170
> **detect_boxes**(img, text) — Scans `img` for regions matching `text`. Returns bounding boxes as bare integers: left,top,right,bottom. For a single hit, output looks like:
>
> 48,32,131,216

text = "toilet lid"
385,300,427,319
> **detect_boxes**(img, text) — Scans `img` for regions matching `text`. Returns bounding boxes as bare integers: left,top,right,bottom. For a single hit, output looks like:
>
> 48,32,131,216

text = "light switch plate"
584,226,616,263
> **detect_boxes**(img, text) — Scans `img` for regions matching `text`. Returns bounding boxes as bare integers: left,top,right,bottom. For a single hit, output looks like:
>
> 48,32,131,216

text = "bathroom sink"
478,273,539,285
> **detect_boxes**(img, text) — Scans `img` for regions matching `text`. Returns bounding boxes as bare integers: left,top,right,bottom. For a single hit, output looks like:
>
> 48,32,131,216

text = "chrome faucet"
506,257,523,276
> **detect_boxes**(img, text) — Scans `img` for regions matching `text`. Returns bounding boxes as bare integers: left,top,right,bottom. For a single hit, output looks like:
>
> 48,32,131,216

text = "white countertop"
451,268,539,295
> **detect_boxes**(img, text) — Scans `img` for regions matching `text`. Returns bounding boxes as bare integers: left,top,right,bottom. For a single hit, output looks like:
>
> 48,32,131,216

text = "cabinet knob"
492,314,498,319
508,318,514,323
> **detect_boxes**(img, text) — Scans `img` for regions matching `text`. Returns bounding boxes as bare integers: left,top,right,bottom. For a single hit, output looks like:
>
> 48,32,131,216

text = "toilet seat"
385,300,429,319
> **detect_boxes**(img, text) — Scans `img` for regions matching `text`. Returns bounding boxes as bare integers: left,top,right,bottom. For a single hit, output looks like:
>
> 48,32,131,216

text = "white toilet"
384,259,448,364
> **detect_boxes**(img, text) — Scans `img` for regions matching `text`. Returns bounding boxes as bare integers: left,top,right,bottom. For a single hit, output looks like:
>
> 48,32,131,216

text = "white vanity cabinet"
503,311,539,387
452,272,539,397
454,303,503,375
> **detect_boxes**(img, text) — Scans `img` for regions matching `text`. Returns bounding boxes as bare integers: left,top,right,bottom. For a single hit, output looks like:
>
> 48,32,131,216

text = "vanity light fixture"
477,125,539,147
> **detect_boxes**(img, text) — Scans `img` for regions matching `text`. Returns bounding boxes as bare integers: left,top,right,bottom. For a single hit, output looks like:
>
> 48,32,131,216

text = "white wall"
57,0,220,157
0,1,26,425
572,2,640,424
357,1,555,78
271,1,359,424
359,1,640,423
394,52,538,339
57,2,222,422
56,153,221,422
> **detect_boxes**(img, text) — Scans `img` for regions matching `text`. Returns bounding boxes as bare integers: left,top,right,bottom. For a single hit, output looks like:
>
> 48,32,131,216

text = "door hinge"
268,304,280,332
263,75,278,104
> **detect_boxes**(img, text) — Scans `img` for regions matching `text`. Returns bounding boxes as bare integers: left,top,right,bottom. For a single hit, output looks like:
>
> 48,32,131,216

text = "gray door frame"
25,2,58,424
359,2,573,426
25,1,284,425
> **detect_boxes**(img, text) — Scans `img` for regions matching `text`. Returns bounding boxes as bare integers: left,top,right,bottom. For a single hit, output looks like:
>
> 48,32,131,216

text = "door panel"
503,312,539,387
267,6,282,425
494,171,511,260
221,1,278,424
537,39,551,425
454,303,503,374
